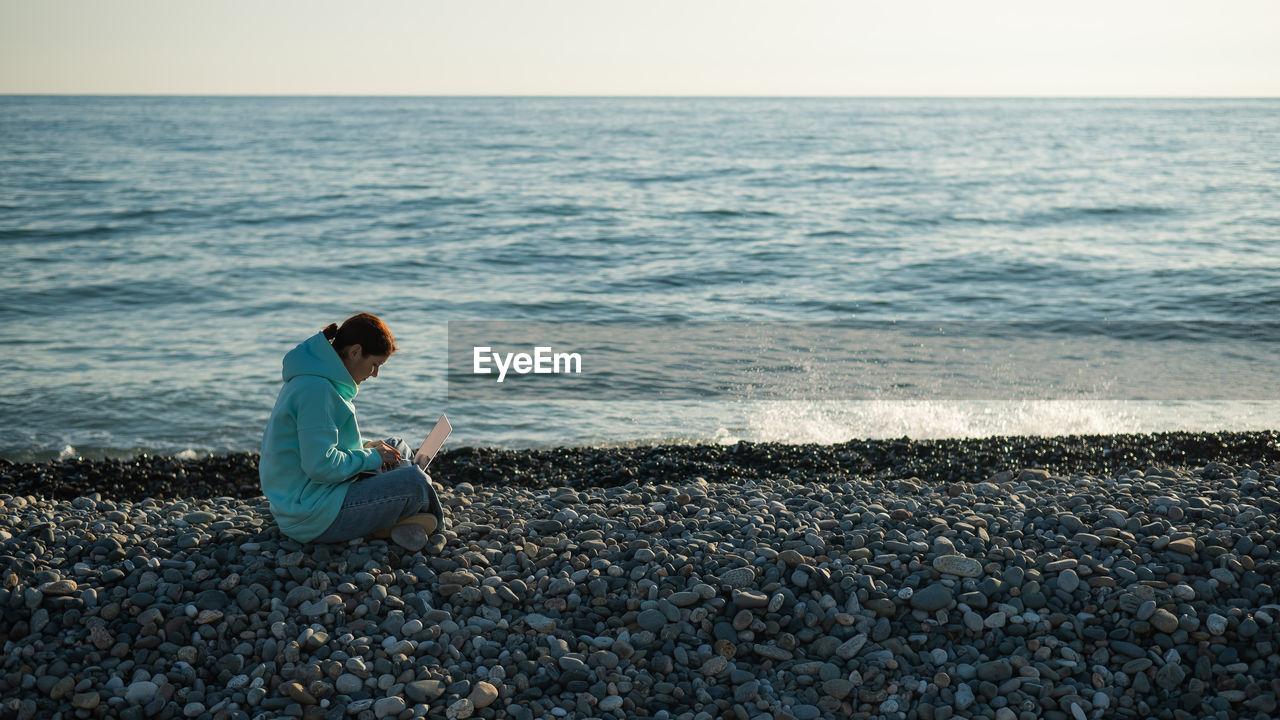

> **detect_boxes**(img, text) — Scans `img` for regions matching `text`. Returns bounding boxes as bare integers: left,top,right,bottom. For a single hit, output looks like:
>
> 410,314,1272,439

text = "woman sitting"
259,312,443,545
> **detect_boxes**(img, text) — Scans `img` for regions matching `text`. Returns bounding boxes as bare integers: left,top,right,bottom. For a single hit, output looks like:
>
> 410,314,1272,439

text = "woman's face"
341,345,390,385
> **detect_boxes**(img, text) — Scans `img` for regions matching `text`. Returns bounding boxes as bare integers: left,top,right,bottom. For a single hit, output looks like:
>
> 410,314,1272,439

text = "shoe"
372,513,439,539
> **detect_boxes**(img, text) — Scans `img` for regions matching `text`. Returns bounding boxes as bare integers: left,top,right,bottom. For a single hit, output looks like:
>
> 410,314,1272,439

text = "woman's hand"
372,442,401,471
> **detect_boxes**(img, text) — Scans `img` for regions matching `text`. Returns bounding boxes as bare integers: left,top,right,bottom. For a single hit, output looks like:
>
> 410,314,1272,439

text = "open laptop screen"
414,414,451,469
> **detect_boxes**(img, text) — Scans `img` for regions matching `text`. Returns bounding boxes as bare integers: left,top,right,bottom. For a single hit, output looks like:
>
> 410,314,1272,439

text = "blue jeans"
312,437,444,544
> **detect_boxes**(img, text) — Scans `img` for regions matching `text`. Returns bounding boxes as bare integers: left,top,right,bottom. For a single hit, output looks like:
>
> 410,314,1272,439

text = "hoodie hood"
282,332,358,401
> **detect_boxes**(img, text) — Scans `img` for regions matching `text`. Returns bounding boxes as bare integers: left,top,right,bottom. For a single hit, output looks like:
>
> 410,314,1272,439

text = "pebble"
637,608,667,632
1166,537,1197,557
910,582,952,611
977,660,1012,682
836,634,867,659
374,696,406,718
932,554,982,578
792,705,821,720
469,681,498,708
1150,608,1179,633
823,679,855,699
335,674,363,695
446,698,475,719
668,590,700,607
719,567,755,588
1206,613,1228,635
37,579,77,596
525,613,556,632
701,656,729,675
1155,662,1186,690
1135,599,1157,621
125,681,159,704
1057,568,1080,593
754,644,793,662
282,681,316,705
405,680,444,703
1111,640,1146,659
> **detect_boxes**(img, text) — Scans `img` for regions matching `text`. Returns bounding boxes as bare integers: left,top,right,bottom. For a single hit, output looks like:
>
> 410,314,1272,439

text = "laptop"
413,414,452,469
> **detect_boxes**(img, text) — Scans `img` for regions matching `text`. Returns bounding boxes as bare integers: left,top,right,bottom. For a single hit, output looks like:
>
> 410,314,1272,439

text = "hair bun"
322,323,339,340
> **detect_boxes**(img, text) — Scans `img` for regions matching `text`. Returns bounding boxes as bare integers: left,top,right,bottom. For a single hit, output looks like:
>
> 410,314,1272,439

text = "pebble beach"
3,432,1279,720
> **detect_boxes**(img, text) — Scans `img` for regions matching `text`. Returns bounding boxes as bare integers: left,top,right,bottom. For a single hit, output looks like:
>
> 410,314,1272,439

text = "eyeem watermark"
473,346,583,383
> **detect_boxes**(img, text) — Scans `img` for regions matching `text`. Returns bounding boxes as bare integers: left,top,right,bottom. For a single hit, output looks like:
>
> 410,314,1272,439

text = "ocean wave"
610,168,754,185
0,276,230,313
0,223,129,241
389,195,484,210
729,400,1280,444
106,207,192,221
526,203,619,217
806,163,888,173
1020,204,1178,226
231,211,340,226
616,268,778,290
682,209,782,219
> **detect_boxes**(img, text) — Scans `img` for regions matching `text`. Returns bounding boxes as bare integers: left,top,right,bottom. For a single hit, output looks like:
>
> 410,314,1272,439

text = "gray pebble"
933,555,983,578
336,674,363,695
374,696,406,718
125,680,159,704
910,583,952,612
637,609,666,632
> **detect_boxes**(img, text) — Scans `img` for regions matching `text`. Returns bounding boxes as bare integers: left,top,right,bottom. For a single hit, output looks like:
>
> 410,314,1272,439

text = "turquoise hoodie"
260,332,383,542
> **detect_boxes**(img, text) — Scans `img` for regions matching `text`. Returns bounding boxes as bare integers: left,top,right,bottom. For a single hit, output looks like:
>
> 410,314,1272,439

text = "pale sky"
2,0,1278,96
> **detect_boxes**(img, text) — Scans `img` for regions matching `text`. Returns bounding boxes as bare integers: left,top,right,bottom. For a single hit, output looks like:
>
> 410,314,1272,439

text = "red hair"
322,313,396,356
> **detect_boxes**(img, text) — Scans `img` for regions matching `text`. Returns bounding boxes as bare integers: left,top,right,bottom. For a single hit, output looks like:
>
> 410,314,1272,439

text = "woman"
260,313,443,544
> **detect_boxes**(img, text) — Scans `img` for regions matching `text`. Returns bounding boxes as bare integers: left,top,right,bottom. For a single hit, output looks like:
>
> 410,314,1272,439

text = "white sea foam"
717,400,1280,445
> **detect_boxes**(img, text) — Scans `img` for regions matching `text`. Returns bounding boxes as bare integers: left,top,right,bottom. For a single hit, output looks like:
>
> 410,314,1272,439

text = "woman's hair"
322,313,397,356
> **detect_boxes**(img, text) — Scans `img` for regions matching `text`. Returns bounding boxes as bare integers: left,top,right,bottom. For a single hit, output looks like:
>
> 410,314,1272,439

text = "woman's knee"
412,470,433,509
379,466,431,510
385,437,415,460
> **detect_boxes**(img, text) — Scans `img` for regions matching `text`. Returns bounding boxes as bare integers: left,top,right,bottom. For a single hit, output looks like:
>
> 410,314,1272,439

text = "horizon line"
3,93,1279,100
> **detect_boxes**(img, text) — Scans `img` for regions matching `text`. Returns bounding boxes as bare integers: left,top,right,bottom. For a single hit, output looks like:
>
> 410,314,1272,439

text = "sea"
2,96,1278,461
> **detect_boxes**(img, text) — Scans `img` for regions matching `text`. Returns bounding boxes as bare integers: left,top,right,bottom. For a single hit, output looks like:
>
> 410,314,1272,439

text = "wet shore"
4,431,1278,502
